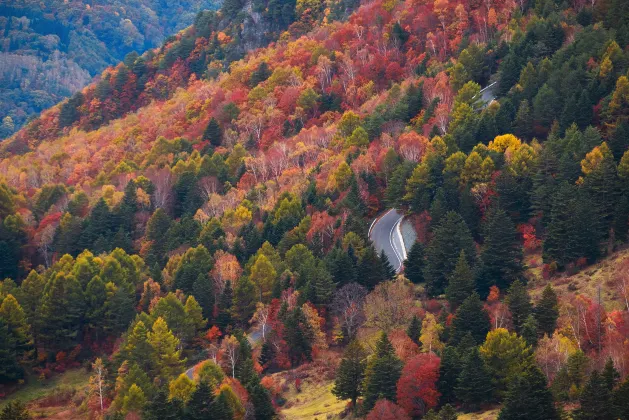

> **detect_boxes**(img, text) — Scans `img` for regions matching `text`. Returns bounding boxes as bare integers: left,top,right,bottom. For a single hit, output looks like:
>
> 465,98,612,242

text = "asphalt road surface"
480,81,498,107
369,209,406,272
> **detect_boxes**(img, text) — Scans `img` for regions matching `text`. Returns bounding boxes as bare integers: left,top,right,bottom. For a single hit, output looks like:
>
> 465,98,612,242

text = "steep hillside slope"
1,0,629,418
0,0,221,139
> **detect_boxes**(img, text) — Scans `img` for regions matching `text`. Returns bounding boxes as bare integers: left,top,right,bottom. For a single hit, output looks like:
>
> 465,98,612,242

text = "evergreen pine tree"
450,292,490,345
144,389,183,420
203,118,223,147
233,276,257,324
325,246,357,286
498,367,559,420
445,250,475,308
424,212,475,296
602,358,620,391
582,144,619,239
380,250,397,280
212,388,235,420
185,381,213,420
362,332,403,412
574,371,614,420
0,318,24,384
0,294,33,365
249,383,275,420
477,206,523,297
37,272,85,352
192,274,214,321
283,307,312,365
535,284,559,337
438,346,461,405
147,317,185,382
403,241,424,284
520,315,538,347
216,280,233,330
506,280,532,334
407,315,421,344
612,376,629,420
332,340,366,410
259,340,275,369
357,245,385,289
455,347,493,410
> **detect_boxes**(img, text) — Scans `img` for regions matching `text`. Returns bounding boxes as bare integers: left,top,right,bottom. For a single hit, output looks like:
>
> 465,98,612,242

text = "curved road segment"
369,209,407,273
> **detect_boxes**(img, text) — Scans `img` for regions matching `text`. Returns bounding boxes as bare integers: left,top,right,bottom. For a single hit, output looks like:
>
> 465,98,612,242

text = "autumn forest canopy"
1,0,629,418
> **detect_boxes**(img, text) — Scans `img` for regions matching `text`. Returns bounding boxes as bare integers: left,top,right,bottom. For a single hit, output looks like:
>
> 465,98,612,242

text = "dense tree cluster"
1,0,629,417
0,0,222,139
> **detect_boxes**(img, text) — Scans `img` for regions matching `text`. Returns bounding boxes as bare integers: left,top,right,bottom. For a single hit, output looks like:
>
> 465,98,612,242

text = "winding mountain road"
369,209,407,272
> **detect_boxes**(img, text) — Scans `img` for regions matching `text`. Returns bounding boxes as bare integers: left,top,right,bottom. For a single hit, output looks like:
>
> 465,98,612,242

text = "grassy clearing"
0,368,90,410
280,380,348,420
525,248,629,311
458,408,500,419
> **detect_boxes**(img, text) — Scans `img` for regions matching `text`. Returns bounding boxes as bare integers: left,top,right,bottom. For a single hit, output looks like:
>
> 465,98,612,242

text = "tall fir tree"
438,346,462,405
380,250,397,280
445,250,475,308
506,280,532,334
476,205,523,297
362,332,403,412
357,245,385,290
332,340,366,410
0,318,24,384
535,284,559,337
574,371,615,420
450,292,490,345
613,375,629,420
455,347,493,410
602,358,620,391
144,389,184,420
192,274,214,322
404,241,424,284
498,367,559,420
233,276,257,324
407,314,421,344
185,381,213,420
216,280,234,331
203,117,223,147
37,272,85,352
424,211,475,296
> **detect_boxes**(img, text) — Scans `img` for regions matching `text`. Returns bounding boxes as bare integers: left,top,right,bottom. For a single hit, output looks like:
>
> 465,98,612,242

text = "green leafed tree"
333,340,367,410
497,367,559,420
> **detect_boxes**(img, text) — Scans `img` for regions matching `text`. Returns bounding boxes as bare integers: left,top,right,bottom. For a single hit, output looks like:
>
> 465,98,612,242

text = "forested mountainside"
0,0,221,140
1,0,629,418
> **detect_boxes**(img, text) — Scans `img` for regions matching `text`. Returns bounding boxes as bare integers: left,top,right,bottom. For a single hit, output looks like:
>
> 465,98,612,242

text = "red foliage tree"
396,353,441,418
366,399,411,420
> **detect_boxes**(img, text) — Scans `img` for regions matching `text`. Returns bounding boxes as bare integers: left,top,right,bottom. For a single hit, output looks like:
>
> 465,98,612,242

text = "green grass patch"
280,380,348,420
0,368,90,410
458,408,500,419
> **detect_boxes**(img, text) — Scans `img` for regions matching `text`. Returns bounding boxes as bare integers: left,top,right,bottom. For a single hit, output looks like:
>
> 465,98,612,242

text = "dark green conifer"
455,347,493,410
362,332,403,413
535,283,559,337
424,211,475,296
332,340,366,410
438,346,461,405
477,205,523,297
450,292,490,345
506,280,532,334
407,314,421,344
445,250,475,308
574,371,614,420
203,117,223,147
380,250,397,280
498,367,559,420
404,241,424,284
